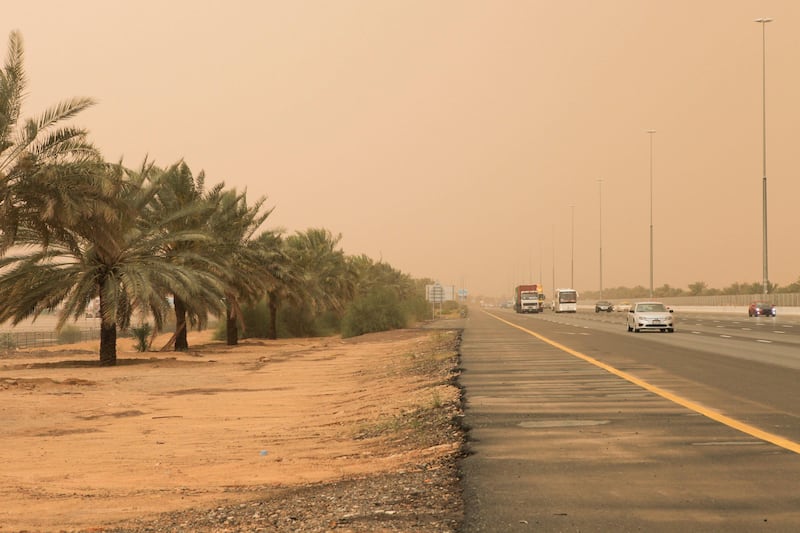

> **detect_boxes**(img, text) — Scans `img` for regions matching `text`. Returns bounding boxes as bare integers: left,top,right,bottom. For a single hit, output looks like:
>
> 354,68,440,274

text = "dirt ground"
0,327,464,532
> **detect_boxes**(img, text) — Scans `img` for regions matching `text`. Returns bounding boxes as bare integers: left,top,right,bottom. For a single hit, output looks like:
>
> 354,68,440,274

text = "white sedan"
626,302,674,333
614,301,632,312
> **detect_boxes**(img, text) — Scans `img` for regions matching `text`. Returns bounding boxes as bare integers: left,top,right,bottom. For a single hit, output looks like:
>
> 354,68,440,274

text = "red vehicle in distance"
748,301,776,317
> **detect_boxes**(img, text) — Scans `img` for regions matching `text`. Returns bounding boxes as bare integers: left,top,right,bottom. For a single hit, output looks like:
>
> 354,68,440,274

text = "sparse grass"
405,331,460,383
352,329,463,452
430,390,443,409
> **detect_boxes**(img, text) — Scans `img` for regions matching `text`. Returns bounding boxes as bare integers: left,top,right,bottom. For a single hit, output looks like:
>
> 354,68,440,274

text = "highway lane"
458,308,800,532
535,308,800,370
496,308,800,442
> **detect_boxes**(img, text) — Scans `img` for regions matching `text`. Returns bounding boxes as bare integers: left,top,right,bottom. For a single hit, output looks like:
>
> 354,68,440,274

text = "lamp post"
646,129,656,298
755,17,772,296
570,205,575,288
551,224,556,300
539,241,543,284
597,179,603,299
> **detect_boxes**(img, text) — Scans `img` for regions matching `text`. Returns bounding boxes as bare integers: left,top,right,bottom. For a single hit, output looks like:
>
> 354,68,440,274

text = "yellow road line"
487,311,800,455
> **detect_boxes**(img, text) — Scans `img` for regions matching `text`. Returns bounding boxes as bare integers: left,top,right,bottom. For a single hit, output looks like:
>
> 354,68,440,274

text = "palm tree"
148,161,229,351
284,228,356,318
0,160,225,365
348,254,416,301
203,188,276,345
0,30,100,250
256,230,302,340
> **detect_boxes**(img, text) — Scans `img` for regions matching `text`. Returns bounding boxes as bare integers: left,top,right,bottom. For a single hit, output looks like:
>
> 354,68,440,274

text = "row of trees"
0,31,432,365
579,278,800,301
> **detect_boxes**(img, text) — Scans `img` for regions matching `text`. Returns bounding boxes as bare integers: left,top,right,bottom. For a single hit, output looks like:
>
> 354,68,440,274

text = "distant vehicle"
626,301,674,333
514,284,544,313
595,300,614,312
748,301,776,317
553,288,578,313
615,302,632,313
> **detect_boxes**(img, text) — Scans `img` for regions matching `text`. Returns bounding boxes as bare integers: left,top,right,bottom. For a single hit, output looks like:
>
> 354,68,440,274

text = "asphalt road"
456,307,800,532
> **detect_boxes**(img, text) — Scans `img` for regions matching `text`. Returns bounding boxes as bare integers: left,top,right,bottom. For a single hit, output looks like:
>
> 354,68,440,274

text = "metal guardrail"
664,293,800,307
607,293,800,307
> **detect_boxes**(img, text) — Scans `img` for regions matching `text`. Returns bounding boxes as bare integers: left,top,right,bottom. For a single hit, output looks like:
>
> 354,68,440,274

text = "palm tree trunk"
174,295,189,351
97,286,117,365
99,321,117,365
226,315,238,345
97,304,116,369
267,292,278,340
226,301,238,345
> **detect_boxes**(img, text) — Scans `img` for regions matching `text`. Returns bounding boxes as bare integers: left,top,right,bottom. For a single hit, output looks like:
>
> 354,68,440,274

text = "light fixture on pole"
755,17,772,296
597,179,603,299
646,129,656,298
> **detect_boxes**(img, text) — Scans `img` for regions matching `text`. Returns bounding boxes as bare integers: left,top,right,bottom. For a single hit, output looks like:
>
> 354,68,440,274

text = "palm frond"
34,97,96,133
0,31,25,144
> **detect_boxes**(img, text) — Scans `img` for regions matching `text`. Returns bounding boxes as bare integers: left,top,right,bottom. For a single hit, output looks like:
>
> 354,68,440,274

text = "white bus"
553,288,578,313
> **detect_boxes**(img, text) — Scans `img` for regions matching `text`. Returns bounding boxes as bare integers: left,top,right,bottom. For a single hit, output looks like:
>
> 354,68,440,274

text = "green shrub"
341,287,408,338
0,333,16,350
214,300,295,341
313,310,341,337
131,323,152,352
213,300,273,341
441,300,460,314
402,294,433,322
280,303,322,338
58,325,83,344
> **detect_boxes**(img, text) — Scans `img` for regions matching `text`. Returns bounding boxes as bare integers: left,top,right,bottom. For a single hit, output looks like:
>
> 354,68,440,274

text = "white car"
626,301,674,333
614,301,632,313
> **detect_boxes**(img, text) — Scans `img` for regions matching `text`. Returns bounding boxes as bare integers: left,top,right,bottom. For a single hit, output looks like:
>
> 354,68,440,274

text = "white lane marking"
720,335,732,338
756,339,772,344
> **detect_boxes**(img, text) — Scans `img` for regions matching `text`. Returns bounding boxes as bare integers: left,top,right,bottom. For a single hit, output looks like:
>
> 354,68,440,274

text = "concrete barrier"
667,305,800,316
579,304,800,316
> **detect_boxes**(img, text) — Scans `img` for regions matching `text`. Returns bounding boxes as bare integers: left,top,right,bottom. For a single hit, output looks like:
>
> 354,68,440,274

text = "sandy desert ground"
0,326,463,532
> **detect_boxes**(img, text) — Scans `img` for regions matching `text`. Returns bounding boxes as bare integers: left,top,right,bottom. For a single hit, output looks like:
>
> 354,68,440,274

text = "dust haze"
4,1,800,298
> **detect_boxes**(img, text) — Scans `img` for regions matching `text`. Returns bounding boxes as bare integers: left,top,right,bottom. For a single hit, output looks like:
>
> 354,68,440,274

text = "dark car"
748,301,776,317
595,300,614,312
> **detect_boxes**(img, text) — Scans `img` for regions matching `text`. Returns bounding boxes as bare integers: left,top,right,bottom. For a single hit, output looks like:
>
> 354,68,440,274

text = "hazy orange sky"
4,1,800,298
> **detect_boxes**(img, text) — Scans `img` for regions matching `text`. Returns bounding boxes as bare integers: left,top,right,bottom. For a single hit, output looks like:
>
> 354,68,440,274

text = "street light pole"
570,205,575,288
597,179,603,300
646,130,656,299
551,224,556,300
755,17,772,297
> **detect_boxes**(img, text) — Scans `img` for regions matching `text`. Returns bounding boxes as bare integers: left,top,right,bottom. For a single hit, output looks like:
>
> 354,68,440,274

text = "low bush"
341,288,408,338
0,333,16,350
58,325,83,344
131,323,152,352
